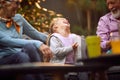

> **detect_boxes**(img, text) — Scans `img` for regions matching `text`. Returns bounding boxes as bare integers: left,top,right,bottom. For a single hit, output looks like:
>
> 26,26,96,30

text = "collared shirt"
96,12,120,51
0,14,47,58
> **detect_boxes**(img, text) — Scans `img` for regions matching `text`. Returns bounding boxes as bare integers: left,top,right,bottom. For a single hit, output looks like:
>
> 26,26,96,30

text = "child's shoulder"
70,33,81,38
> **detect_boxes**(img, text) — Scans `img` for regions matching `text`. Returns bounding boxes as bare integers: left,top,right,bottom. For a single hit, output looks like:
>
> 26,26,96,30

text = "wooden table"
0,62,75,80
76,54,120,80
0,54,120,80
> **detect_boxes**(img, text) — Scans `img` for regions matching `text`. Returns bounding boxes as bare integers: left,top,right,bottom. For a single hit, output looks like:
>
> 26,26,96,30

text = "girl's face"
52,18,70,33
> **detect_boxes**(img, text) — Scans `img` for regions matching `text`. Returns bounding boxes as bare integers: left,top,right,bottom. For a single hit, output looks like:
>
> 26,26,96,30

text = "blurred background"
18,0,108,36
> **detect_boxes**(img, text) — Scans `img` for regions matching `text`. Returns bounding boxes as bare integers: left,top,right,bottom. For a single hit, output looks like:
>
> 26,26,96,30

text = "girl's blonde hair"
49,17,64,33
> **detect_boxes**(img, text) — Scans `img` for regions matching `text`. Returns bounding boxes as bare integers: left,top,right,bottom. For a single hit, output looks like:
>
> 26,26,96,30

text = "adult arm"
14,14,52,56
14,14,47,43
0,31,43,48
96,17,111,50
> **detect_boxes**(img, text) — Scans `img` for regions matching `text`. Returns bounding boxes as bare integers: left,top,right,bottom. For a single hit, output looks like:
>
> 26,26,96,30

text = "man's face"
4,0,20,18
106,0,120,18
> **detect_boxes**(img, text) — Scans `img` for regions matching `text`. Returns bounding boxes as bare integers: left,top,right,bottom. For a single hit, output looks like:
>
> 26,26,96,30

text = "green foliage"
71,25,97,36
71,25,88,36
96,0,107,11
67,0,106,11
67,0,107,35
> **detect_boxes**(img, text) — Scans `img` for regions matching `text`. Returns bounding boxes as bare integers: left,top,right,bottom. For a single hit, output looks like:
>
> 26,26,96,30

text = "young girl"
46,17,89,80
48,17,87,64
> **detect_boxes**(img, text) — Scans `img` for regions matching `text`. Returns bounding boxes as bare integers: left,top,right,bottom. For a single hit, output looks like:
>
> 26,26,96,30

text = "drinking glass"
86,36,101,58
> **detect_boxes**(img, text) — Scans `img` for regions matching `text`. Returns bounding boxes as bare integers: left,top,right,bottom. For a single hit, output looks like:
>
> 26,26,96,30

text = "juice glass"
86,36,101,58
111,36,120,54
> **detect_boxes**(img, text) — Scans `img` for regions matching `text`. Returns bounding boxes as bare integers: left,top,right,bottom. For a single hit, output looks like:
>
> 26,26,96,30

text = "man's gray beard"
111,9,120,19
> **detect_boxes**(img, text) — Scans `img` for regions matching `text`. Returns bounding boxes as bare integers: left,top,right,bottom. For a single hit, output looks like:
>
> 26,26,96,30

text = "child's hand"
72,42,78,50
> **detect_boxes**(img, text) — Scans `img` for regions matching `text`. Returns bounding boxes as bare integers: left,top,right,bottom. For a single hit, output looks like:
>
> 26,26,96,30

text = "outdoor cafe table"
0,54,120,80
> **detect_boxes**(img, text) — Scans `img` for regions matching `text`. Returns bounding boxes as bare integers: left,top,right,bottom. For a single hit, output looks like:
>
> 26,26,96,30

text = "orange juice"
111,40,120,54
86,36,101,58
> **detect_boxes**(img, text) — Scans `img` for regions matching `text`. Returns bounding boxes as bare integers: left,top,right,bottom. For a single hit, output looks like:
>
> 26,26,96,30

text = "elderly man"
96,0,120,80
0,0,52,80
96,0,120,53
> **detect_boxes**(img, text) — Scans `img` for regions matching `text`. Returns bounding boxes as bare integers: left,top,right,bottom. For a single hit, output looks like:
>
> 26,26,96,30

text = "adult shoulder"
100,13,112,22
13,14,24,22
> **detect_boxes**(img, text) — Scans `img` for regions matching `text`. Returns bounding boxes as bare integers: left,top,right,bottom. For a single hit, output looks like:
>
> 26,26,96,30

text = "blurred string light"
42,8,47,12
35,0,62,17
19,0,63,32
35,2,41,9
35,0,48,12
19,0,22,2
35,0,63,30
28,1,32,5
42,0,46,2
35,0,63,18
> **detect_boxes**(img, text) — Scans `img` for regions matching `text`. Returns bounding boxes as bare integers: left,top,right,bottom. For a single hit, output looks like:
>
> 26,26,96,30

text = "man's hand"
39,44,53,61
106,41,111,49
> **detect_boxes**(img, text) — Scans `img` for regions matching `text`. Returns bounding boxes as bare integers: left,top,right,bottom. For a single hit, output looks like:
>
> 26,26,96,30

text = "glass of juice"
111,36,120,54
86,36,101,58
